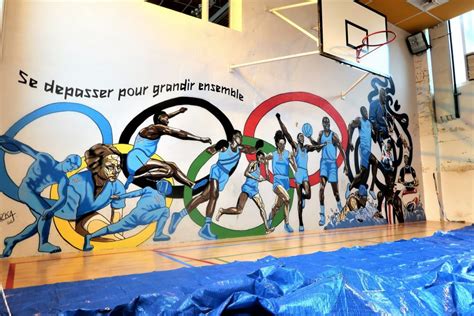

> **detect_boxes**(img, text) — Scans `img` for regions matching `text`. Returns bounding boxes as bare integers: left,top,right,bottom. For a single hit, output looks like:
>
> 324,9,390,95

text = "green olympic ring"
183,136,294,238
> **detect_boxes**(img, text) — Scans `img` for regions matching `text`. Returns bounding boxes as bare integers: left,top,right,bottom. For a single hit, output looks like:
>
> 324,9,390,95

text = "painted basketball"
302,123,313,137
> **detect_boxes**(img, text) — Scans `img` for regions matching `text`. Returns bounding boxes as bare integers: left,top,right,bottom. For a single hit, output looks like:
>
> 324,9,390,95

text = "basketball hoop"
355,30,397,62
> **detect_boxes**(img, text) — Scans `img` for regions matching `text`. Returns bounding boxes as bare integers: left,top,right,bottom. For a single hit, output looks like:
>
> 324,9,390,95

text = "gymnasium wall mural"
0,74,425,258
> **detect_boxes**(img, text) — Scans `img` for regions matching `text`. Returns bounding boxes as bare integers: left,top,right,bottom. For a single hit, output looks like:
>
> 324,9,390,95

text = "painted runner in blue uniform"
210,146,241,191
359,119,372,169
241,165,260,198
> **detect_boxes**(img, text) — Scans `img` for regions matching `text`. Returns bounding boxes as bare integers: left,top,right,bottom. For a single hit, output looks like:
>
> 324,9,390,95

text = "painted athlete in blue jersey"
83,180,173,251
0,136,81,257
216,150,275,234
310,117,347,227
346,106,378,200
276,114,324,231
168,131,261,240
124,107,211,189
369,88,393,147
266,124,298,234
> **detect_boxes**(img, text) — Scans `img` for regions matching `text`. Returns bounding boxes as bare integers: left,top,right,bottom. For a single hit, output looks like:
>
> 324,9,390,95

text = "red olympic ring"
243,92,348,187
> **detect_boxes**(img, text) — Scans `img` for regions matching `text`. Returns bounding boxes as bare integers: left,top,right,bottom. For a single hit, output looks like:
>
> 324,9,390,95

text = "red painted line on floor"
5,263,16,289
155,250,216,265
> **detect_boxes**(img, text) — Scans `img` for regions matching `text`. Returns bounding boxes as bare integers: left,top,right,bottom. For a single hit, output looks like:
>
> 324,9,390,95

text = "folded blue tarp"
2,225,474,315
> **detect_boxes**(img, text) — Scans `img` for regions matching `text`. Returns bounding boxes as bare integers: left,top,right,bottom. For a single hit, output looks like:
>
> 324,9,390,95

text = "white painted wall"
0,0,422,257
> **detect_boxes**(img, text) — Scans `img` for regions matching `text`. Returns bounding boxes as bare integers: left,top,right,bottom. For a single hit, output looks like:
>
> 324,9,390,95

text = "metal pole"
271,10,319,45
340,72,369,99
230,50,319,71
269,1,317,12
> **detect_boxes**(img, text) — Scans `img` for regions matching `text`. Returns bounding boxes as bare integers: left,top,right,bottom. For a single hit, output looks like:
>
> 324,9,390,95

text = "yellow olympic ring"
51,143,174,251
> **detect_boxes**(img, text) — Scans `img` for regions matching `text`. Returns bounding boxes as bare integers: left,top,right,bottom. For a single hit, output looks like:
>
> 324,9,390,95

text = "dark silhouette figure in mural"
346,106,378,200
0,136,81,257
168,131,261,240
124,107,212,189
52,144,126,227
276,114,323,231
310,117,347,227
83,180,172,251
266,125,297,233
337,185,368,222
216,150,275,234
369,88,393,148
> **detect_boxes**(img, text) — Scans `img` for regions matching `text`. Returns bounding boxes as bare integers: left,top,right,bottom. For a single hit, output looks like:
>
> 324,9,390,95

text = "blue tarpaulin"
2,225,474,315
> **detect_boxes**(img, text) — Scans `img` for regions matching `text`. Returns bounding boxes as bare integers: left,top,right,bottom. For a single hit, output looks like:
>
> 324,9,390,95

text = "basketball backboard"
319,0,391,78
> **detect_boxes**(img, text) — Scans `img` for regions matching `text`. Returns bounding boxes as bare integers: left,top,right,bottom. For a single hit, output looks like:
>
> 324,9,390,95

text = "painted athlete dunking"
276,114,323,231
124,107,211,189
369,88,393,147
168,131,261,240
83,180,172,251
266,122,297,233
346,106,378,200
310,117,347,226
216,150,275,234
0,136,81,257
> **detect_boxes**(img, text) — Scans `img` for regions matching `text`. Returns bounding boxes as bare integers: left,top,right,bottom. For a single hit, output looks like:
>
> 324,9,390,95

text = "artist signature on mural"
0,210,16,224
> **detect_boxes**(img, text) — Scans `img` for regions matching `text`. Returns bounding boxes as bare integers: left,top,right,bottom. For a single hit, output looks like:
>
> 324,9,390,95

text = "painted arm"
333,133,348,174
42,177,70,219
308,132,326,152
0,135,40,158
264,158,270,180
239,144,258,154
143,124,212,144
244,161,263,181
111,188,145,200
348,118,361,151
289,151,297,173
276,113,297,151
167,107,187,118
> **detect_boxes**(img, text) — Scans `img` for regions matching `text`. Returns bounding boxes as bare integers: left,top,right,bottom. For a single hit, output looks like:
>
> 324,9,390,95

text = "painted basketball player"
0,136,81,257
276,114,324,231
266,123,297,233
310,117,347,226
216,150,275,234
124,107,211,189
346,106,378,200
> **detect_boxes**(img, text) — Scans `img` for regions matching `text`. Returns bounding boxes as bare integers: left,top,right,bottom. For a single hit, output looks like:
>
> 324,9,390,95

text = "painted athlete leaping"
346,106,378,200
168,130,261,240
216,150,275,234
310,117,347,226
276,114,324,231
124,107,211,189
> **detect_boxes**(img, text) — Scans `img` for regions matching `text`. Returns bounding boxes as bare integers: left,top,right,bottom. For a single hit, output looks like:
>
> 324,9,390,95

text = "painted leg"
37,216,61,254
169,185,210,234
296,185,304,231
253,195,274,234
217,192,247,221
153,208,171,241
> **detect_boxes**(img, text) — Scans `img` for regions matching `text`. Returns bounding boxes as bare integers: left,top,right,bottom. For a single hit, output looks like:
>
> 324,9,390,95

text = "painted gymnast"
169,130,262,240
266,125,297,233
0,136,82,257
216,150,275,234
310,117,347,226
124,107,211,189
346,106,378,200
83,180,172,251
276,114,324,231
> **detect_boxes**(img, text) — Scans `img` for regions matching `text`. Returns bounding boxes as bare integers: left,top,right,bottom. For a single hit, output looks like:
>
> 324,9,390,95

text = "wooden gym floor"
0,221,468,290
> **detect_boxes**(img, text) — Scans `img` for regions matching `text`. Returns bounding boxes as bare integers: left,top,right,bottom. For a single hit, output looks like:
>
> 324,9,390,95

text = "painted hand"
179,107,188,113
202,137,212,144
